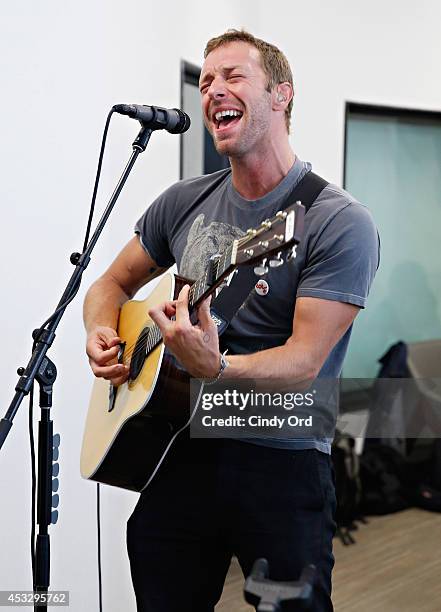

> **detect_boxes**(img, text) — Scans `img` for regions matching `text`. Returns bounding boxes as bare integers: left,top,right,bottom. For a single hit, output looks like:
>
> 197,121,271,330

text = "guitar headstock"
233,201,305,270
188,201,305,309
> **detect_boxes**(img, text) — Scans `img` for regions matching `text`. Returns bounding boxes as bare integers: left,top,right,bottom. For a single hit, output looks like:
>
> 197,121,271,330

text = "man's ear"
272,82,294,109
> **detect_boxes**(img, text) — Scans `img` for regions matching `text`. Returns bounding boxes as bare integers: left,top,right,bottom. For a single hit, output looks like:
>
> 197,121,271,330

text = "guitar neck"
143,202,304,355
145,242,236,355
187,242,236,310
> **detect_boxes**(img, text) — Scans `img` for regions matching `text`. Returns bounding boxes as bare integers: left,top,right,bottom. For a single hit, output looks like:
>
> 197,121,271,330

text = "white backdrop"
1,1,440,610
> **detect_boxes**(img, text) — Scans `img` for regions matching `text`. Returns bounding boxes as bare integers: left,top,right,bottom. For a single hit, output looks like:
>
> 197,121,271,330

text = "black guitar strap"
210,171,329,335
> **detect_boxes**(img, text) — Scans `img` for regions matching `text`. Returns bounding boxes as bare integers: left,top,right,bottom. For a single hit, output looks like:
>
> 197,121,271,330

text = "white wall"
0,1,440,610
259,0,441,183
0,2,260,611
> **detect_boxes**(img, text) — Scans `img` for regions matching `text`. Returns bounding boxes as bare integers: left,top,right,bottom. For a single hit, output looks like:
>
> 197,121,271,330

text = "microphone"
113,104,191,134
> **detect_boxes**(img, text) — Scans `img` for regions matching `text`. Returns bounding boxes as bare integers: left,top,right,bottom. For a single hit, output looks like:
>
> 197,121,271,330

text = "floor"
215,509,441,611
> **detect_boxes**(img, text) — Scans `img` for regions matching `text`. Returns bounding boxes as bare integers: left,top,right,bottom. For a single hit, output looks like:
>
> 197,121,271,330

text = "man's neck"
230,143,296,201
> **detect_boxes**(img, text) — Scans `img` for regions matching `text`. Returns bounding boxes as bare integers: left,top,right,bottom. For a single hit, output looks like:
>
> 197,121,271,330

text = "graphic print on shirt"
180,213,245,280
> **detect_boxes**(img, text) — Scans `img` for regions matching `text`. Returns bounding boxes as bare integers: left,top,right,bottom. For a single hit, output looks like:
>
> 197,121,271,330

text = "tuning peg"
261,219,272,229
286,245,298,261
269,252,284,268
244,248,254,258
276,211,287,219
247,228,257,236
254,258,269,276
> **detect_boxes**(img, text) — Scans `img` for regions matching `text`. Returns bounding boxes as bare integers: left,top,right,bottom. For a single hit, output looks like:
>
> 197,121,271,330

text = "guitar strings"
116,247,225,364
116,236,251,367
112,234,255,369
118,263,211,364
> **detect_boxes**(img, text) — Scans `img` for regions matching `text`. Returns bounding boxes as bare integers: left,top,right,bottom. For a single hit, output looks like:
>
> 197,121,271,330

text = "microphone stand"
0,122,153,611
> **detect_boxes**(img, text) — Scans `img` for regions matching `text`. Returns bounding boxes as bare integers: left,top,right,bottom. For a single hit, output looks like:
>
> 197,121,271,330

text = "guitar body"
80,272,195,492
80,201,305,492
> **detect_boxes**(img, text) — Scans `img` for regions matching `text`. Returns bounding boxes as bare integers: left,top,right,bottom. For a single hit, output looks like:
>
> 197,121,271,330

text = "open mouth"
213,109,243,132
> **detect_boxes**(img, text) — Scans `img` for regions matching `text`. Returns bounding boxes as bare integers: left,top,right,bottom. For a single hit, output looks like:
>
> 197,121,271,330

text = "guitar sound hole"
129,327,150,381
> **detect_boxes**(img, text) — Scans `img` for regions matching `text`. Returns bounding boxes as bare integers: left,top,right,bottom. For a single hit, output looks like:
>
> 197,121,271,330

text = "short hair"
204,29,294,132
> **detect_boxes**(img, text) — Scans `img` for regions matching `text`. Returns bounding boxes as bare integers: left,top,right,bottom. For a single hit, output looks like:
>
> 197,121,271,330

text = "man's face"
199,41,273,158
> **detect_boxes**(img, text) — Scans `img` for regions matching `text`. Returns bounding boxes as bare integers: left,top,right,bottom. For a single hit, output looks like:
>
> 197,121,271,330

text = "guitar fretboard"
144,241,235,357
188,243,234,306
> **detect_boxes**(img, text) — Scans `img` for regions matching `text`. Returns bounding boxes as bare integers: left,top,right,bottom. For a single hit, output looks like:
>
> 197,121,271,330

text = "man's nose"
207,78,227,100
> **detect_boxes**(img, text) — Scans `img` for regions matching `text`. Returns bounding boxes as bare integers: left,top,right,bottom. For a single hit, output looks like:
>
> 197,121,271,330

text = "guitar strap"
210,171,329,335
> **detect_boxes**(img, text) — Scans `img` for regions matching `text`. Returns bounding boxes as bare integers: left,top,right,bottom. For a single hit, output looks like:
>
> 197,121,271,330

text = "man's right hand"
86,326,129,386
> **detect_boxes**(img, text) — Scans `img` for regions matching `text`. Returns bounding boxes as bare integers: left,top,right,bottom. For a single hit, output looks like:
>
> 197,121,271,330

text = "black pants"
127,436,336,612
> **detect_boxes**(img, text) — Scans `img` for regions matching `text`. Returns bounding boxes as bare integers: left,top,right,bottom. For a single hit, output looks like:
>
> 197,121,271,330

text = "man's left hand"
148,284,220,378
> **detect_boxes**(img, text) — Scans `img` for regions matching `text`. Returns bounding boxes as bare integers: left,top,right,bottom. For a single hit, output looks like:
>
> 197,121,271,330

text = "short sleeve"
134,185,179,268
296,202,380,308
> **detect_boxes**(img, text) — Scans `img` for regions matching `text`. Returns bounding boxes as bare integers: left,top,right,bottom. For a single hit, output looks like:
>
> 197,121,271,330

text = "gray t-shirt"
135,158,379,453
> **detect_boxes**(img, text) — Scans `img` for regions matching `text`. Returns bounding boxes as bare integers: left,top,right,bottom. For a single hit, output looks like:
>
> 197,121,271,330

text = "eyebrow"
199,64,245,85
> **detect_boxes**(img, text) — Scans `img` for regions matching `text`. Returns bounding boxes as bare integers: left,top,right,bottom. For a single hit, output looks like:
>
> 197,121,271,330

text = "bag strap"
211,170,329,335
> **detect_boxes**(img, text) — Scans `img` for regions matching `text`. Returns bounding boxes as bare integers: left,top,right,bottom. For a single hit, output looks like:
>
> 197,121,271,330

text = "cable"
97,484,103,612
29,383,36,586
33,110,115,337
33,279,82,342
27,109,115,609
82,111,114,252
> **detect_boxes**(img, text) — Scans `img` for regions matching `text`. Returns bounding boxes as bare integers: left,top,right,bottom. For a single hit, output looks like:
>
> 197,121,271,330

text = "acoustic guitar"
80,202,305,491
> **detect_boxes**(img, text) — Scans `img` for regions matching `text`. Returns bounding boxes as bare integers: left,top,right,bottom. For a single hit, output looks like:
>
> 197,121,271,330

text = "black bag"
361,342,441,515
331,431,363,544
431,438,441,491
406,439,441,512
359,444,410,515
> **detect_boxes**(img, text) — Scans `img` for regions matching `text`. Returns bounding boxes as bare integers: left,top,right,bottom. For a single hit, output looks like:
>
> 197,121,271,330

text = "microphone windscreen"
169,109,191,134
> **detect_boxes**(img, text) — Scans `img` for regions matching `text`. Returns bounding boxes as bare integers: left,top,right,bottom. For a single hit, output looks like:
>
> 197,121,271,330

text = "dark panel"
180,59,230,178
204,128,230,174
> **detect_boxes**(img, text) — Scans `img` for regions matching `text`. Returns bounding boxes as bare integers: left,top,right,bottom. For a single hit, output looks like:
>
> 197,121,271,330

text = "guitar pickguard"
107,342,126,413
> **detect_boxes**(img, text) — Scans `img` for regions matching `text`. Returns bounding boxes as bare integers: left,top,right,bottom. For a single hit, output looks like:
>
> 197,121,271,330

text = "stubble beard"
211,92,272,160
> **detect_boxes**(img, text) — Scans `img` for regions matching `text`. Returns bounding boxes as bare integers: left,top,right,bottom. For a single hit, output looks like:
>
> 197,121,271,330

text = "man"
83,30,379,611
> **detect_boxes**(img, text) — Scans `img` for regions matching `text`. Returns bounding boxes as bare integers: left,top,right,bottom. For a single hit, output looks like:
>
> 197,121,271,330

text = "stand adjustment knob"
70,252,81,265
